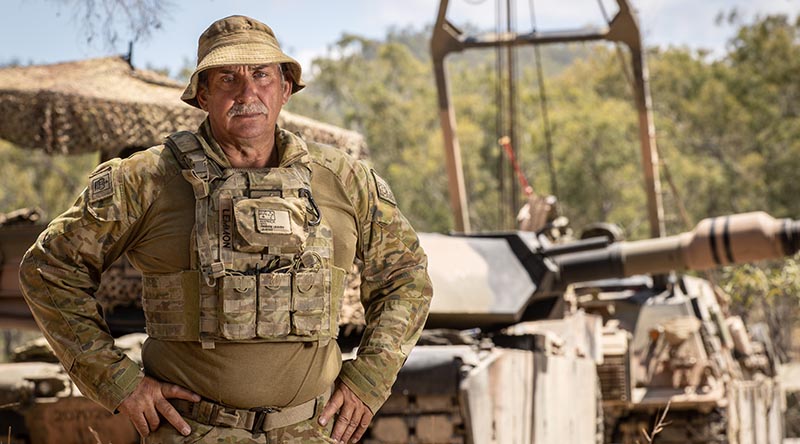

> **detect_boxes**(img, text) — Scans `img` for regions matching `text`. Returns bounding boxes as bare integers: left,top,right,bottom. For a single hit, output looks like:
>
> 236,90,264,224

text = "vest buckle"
203,262,226,286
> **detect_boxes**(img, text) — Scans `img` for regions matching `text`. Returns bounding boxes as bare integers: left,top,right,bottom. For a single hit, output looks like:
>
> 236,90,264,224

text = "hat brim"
181,42,305,109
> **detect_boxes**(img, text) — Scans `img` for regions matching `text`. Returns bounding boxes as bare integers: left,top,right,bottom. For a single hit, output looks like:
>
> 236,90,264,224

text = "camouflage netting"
0,57,367,160
0,57,368,327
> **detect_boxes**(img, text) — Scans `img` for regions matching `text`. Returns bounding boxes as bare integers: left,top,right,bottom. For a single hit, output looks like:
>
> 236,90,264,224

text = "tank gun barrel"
555,212,800,284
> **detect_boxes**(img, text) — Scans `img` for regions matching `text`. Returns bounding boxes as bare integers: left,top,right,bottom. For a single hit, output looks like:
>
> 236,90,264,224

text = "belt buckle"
250,407,276,435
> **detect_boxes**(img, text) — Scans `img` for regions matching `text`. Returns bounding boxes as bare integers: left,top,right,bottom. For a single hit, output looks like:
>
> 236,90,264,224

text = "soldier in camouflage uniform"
19,15,432,444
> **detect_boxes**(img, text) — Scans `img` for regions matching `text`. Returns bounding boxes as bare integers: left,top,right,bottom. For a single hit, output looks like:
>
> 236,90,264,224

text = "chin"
229,119,271,132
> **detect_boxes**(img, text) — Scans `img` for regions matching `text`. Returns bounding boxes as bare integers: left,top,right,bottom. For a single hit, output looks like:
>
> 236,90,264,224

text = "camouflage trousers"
145,394,335,444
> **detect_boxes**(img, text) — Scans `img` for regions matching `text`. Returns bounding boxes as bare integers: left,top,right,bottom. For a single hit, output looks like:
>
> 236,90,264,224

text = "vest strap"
167,131,224,286
166,131,222,182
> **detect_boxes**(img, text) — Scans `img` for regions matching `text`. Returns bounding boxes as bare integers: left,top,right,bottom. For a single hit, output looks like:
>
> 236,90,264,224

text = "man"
19,15,432,444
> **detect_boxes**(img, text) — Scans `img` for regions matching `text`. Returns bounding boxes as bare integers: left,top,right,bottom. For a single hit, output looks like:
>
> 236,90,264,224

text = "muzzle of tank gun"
782,218,800,256
554,212,800,285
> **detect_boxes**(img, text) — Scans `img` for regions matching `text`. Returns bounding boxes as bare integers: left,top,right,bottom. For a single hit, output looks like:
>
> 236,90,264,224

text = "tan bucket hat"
181,15,305,108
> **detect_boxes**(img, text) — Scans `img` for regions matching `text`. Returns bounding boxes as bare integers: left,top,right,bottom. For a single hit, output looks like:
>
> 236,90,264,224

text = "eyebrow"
217,65,272,75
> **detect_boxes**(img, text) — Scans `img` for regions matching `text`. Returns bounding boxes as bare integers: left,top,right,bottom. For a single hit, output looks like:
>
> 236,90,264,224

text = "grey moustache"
228,103,269,117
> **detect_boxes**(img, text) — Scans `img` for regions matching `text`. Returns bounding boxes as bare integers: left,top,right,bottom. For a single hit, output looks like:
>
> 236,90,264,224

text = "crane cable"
528,0,559,197
495,0,509,223
495,0,522,227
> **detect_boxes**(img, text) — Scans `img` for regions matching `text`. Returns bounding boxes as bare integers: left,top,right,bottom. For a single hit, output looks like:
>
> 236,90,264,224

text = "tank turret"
422,211,800,329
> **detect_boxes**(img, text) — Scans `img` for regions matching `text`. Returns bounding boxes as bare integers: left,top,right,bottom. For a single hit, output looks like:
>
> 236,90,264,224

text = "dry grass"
88,426,110,444
639,401,672,443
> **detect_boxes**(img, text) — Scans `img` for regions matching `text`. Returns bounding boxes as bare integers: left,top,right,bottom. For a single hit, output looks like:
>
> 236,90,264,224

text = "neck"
212,129,279,168
220,142,279,168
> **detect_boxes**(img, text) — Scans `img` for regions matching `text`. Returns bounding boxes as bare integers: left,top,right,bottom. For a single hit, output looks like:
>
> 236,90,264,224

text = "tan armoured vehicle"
568,214,789,443
363,212,798,444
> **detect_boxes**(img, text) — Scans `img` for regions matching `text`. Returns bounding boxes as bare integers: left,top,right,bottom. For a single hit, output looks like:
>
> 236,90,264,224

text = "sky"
1,0,799,79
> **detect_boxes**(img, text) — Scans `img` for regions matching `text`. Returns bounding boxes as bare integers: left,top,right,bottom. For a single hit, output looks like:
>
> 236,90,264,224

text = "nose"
235,76,257,102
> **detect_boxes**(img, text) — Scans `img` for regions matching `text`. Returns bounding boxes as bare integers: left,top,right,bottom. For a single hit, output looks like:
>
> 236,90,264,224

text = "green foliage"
528,50,646,237
650,16,800,224
287,29,598,232
718,259,800,360
0,141,98,218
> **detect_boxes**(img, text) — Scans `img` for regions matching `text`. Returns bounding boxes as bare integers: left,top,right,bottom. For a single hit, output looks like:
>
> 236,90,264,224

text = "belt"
170,388,330,435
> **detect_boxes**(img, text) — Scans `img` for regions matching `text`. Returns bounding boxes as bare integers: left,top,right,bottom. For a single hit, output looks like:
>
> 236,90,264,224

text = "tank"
559,213,793,443
362,212,798,444
0,334,144,444
581,278,785,444
566,213,792,443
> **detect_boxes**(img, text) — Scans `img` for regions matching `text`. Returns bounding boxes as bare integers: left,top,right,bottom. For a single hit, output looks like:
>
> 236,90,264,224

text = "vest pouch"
218,274,257,340
141,272,200,341
233,197,308,254
256,272,292,338
291,270,329,336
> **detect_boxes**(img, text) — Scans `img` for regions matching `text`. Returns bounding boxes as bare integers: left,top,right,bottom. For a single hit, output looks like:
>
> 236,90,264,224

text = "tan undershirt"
141,338,341,408
131,140,359,408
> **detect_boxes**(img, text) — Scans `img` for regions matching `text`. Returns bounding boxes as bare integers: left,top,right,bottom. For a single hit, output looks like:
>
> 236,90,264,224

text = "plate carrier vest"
140,132,344,349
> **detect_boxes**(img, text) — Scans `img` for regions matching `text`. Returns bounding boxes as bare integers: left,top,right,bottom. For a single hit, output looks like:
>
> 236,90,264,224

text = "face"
197,64,291,146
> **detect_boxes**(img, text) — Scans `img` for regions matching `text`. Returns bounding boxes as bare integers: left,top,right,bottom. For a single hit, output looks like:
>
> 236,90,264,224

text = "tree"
45,0,174,50
718,260,800,361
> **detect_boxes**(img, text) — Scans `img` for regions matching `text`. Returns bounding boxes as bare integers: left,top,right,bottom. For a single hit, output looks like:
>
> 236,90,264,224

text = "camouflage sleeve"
18,151,171,412
338,165,433,414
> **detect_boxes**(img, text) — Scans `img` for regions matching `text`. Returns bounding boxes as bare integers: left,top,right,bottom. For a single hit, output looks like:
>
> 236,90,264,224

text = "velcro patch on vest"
89,168,114,203
256,209,292,234
372,170,396,206
219,195,234,264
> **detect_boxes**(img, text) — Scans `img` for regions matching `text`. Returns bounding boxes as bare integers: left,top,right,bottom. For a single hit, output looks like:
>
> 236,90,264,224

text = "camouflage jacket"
19,122,432,414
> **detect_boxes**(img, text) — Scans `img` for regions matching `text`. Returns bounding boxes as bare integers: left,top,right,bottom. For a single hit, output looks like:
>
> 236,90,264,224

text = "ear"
281,79,292,105
197,84,209,111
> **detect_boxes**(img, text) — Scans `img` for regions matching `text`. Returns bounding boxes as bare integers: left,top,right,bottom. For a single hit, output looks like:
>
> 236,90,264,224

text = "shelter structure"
0,56,366,160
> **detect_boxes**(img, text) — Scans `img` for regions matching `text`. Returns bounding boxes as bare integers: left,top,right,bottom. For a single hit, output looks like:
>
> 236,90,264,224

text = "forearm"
20,248,143,411
339,229,432,413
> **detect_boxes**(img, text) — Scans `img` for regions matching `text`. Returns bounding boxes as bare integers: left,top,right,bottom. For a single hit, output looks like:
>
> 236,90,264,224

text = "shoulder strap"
165,131,222,184
165,131,225,286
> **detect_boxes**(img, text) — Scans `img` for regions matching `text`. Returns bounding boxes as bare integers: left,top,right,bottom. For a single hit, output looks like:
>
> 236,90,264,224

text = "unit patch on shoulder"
372,169,396,206
89,168,114,203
